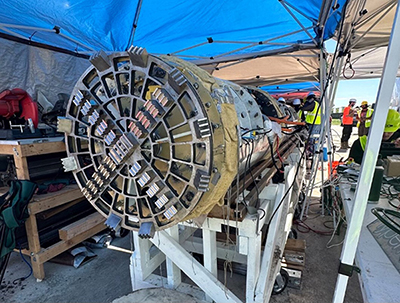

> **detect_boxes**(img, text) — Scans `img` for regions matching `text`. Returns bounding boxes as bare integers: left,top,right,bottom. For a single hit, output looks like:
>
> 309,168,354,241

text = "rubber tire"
272,268,289,295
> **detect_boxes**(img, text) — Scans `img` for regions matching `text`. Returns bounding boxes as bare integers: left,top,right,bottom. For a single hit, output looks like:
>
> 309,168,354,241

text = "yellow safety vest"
357,108,373,128
298,109,303,120
359,135,367,151
305,101,321,125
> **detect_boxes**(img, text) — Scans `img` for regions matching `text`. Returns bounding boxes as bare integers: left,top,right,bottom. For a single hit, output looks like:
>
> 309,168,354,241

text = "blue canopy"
262,82,320,94
0,0,347,60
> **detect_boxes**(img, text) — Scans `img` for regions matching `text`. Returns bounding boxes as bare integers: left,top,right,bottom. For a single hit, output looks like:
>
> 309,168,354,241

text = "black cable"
12,243,33,284
371,207,400,234
266,1,350,227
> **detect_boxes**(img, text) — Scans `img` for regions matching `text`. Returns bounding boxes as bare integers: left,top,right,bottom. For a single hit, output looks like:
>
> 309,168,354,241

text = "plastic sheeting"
0,39,89,104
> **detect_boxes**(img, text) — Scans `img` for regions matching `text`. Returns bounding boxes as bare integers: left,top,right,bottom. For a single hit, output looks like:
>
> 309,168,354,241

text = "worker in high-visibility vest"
356,101,374,136
340,98,357,150
349,109,400,164
299,92,321,172
300,92,321,135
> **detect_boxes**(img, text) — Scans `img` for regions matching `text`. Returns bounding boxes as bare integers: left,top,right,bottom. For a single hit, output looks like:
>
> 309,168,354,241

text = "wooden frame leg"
246,234,261,303
203,229,217,302
13,155,30,179
25,214,44,281
166,225,181,289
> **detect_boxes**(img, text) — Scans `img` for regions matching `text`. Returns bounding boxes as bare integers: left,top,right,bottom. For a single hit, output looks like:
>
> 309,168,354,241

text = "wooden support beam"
28,185,83,215
166,226,181,289
14,156,30,179
150,230,241,303
34,222,106,264
59,212,105,241
25,214,44,280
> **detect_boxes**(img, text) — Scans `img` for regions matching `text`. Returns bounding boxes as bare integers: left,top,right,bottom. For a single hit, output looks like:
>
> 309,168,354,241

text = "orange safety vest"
342,106,353,125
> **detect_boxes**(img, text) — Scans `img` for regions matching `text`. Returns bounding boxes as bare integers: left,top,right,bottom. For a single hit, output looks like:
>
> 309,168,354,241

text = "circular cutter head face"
64,48,219,232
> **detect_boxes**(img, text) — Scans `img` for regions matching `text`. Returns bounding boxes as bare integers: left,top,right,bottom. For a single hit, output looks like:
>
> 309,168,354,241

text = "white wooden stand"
130,148,304,303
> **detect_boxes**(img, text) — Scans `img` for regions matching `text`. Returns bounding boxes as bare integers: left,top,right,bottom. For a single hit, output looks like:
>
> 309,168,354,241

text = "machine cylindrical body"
62,48,287,232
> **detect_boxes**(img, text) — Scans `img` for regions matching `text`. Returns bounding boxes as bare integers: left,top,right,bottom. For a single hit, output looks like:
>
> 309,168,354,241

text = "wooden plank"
14,156,30,179
0,143,19,155
25,214,45,280
203,229,218,302
59,212,105,241
285,239,306,253
208,204,247,221
166,226,181,289
35,222,106,264
282,250,305,267
37,198,84,220
18,141,66,157
29,185,83,214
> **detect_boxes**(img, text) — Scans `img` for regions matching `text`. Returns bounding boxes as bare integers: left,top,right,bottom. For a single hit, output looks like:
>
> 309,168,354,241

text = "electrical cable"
266,2,350,227
371,207,400,234
12,243,33,284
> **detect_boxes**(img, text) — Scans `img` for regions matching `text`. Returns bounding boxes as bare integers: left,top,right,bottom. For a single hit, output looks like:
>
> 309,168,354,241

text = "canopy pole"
301,48,329,218
351,1,397,49
127,0,144,48
280,0,318,45
333,1,400,302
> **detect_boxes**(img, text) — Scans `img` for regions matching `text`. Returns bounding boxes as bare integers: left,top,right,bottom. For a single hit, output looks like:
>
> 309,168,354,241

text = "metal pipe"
333,1,400,301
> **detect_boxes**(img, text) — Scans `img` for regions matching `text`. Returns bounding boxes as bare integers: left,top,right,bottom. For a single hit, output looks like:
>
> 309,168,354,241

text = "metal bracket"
338,262,361,277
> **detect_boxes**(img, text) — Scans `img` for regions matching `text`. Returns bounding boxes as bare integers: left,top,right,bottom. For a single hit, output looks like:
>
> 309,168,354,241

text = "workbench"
0,138,107,281
0,137,66,179
339,183,400,303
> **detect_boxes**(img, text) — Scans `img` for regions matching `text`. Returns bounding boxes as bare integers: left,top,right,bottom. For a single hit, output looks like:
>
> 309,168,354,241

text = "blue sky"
334,78,380,107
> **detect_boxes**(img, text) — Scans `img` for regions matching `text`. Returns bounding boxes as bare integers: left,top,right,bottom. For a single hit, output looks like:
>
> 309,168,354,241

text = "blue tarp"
0,0,347,59
262,82,320,94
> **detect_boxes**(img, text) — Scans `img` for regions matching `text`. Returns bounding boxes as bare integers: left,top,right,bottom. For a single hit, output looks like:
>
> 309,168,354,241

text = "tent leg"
333,1,400,302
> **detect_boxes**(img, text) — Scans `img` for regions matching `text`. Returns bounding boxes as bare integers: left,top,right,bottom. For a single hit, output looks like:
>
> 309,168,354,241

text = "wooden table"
0,137,66,179
0,138,107,281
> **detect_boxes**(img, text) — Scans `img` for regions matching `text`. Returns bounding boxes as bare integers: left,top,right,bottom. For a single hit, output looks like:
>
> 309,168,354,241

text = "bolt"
205,102,211,108
193,83,199,89
212,167,218,173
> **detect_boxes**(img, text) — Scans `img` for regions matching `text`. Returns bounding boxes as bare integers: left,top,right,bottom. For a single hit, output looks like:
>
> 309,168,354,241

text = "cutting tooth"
155,194,168,209
89,110,100,125
146,183,160,198
164,206,177,219
137,172,150,187
129,162,142,176
105,130,117,145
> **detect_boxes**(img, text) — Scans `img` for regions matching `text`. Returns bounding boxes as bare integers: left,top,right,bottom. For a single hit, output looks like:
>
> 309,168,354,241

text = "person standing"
349,109,400,164
300,92,321,172
301,92,321,134
340,98,356,150
356,101,373,136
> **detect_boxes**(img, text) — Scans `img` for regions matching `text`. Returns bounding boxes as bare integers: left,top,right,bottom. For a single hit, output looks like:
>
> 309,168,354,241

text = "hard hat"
384,109,400,132
349,98,356,103
293,98,301,105
277,97,286,103
361,101,368,106
306,92,316,100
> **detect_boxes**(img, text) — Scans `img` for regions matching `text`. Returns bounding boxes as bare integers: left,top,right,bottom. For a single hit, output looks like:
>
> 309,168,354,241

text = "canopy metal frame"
333,1,400,302
0,23,95,52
